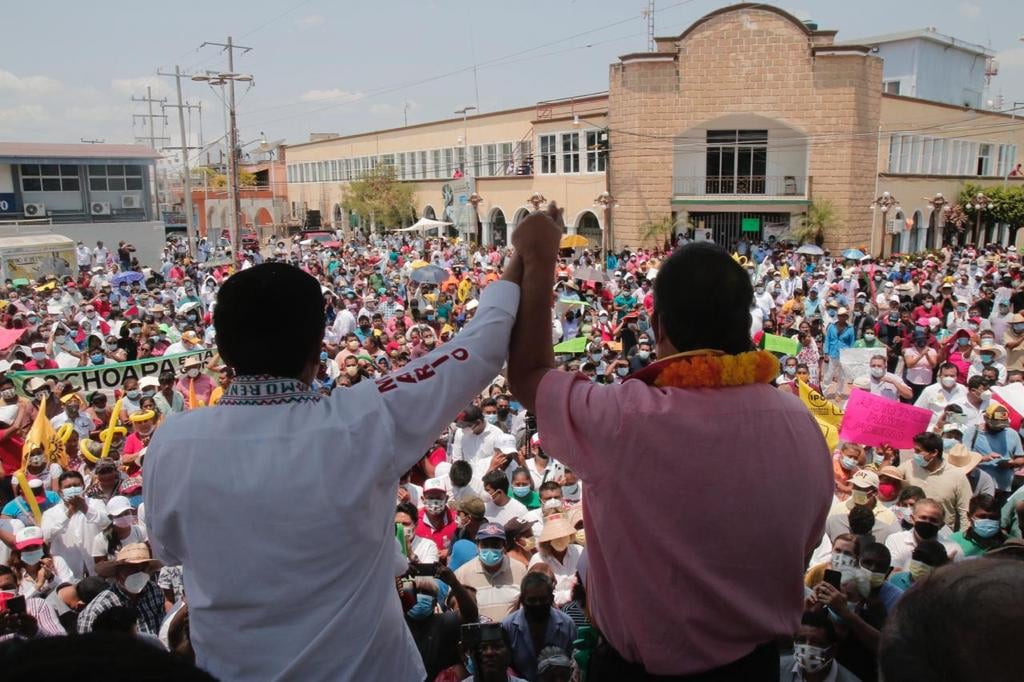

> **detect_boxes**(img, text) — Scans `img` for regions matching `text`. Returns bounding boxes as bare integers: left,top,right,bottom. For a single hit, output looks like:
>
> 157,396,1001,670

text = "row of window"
288,140,535,184
19,164,145,193
536,130,608,174
887,135,1017,177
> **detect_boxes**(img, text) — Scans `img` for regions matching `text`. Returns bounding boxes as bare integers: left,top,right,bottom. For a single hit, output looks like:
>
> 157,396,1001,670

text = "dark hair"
58,471,84,486
912,432,943,457
510,467,532,487
861,542,892,571
449,460,473,487
653,243,753,354
92,605,138,634
969,493,999,516
538,481,561,494
214,263,326,378
395,502,418,522
457,405,483,425
75,576,109,605
482,470,509,495
912,539,950,567
937,362,957,375
800,609,838,643
521,571,555,593
898,486,926,504
849,505,876,536
480,397,497,409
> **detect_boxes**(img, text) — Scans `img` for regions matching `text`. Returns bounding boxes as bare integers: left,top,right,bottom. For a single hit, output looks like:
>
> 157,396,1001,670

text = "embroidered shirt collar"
218,375,322,406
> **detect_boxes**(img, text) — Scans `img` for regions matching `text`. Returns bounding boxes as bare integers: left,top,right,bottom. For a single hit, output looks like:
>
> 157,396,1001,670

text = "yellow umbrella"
560,234,590,249
410,260,429,269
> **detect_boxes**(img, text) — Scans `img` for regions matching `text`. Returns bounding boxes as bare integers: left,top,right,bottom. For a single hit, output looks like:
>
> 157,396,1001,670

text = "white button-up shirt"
41,498,110,579
145,280,519,682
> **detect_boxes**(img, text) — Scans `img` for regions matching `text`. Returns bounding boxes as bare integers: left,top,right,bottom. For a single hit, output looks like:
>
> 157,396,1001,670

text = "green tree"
959,183,1024,245
792,199,839,246
341,164,415,232
641,215,678,244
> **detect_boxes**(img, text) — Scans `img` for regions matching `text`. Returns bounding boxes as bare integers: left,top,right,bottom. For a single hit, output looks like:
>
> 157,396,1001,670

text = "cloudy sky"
1,0,1022,159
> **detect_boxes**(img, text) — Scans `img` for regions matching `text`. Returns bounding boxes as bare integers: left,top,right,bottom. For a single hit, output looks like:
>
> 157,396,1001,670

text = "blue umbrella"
111,271,145,286
409,264,449,285
842,249,866,260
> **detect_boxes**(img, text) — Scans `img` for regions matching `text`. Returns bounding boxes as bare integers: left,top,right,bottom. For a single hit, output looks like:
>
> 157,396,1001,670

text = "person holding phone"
0,565,66,638
403,565,478,681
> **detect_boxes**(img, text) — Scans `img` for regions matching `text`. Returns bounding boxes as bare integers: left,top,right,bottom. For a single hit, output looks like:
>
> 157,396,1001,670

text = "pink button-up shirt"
536,372,833,675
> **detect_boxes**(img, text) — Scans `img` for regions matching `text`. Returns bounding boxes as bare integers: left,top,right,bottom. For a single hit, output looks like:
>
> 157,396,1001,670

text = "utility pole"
200,36,252,261
158,66,203,257
132,86,169,221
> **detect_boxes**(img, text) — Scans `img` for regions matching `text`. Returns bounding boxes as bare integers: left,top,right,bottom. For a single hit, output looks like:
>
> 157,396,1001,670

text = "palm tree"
641,216,678,246
793,199,838,246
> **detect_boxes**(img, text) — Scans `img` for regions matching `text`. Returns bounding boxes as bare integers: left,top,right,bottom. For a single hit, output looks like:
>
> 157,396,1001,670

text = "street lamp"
527,192,547,210
593,191,618,255
870,192,900,255
193,71,254,260
454,106,476,175
965,192,997,246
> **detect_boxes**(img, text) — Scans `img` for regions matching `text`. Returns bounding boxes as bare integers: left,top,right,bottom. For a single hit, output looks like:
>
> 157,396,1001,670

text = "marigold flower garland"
639,349,779,389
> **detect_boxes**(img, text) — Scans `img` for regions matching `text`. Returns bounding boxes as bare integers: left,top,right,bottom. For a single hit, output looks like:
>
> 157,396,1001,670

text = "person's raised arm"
507,205,563,414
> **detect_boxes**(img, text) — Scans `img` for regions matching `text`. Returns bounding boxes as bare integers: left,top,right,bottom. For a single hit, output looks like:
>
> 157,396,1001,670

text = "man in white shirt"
883,498,962,569
914,362,969,416
451,405,505,466
49,395,95,440
75,242,92,272
867,354,912,402
92,241,110,267
41,471,109,579
144,213,559,681
482,470,529,526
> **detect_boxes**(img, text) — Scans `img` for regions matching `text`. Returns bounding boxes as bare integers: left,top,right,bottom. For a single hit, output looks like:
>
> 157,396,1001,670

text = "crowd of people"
0,226,1021,681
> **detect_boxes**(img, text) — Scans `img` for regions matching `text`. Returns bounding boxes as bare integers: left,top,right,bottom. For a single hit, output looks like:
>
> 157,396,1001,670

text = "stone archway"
575,210,602,245
255,207,273,226
489,207,508,246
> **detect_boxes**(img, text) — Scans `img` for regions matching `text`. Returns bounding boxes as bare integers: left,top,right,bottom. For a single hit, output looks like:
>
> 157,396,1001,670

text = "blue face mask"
406,593,435,620
972,518,1000,538
840,456,859,471
478,548,503,567
91,354,105,365
511,485,531,498
981,354,994,364
913,453,930,468
873,453,885,466
20,548,44,565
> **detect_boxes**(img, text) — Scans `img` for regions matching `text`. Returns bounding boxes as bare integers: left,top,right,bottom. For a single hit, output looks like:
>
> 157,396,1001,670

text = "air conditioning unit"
23,203,46,218
90,202,112,216
121,194,141,209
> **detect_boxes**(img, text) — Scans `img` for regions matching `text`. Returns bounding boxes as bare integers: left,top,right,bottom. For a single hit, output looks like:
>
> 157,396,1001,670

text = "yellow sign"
798,380,844,452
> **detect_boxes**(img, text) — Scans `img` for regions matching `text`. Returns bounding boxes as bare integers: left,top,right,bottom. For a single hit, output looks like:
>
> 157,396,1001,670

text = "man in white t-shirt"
451,406,504,465
482,470,528,526
42,471,109,579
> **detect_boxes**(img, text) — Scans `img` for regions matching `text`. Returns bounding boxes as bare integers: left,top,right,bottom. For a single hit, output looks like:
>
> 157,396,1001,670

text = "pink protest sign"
838,389,933,448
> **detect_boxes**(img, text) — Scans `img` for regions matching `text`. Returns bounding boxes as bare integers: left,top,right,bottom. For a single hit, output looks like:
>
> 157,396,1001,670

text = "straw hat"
95,543,162,578
539,514,575,544
946,443,983,473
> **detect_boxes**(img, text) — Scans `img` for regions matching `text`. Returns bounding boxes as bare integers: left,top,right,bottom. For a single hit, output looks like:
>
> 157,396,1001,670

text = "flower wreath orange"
632,348,779,389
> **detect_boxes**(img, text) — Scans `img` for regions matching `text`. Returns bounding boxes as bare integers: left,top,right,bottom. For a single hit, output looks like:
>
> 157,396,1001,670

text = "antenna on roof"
642,0,655,52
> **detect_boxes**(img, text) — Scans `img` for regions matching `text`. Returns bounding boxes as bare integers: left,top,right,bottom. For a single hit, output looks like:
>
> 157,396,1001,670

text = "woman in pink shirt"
507,209,833,679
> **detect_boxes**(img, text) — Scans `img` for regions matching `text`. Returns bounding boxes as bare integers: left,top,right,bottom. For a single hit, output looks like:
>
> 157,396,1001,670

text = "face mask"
942,437,959,451
1,389,15,401
784,366,797,376
589,353,602,362
913,453,931,468
793,643,832,674
973,518,1000,538
32,351,46,361
345,366,359,377
62,486,83,500
20,548,44,565
913,520,939,541
878,481,900,501
562,483,579,497
423,499,446,515
968,323,980,332
830,553,857,571
907,559,933,581
1015,325,1024,334
406,593,435,620
870,367,885,379
129,327,140,336
113,515,134,529
511,485,531,498
187,369,200,379
980,353,995,366
141,389,155,399
840,456,859,471
478,548,503,567
869,571,888,589
872,452,885,466
957,337,969,347
864,333,876,342
91,354,105,365
615,367,629,377
483,414,498,425
549,536,572,552
126,390,140,400
981,338,994,348
151,334,162,343
981,390,993,401
637,350,650,361
851,489,870,506
496,407,510,420
28,454,45,467
122,571,150,595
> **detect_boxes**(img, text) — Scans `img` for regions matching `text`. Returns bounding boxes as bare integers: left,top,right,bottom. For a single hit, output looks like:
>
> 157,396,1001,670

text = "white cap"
465,299,479,311
106,496,133,517
423,478,446,493
497,433,518,455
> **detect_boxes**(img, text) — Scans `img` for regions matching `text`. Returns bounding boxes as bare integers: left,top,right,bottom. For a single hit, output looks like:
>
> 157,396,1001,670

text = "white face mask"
187,368,200,378
122,571,150,595
830,552,857,571
870,367,885,379
940,376,957,389
793,643,832,674
28,454,45,467
423,498,446,515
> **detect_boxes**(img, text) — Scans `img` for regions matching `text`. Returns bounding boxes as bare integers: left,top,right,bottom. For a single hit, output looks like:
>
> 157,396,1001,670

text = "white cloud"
296,14,325,28
110,76,170,97
0,104,49,125
299,88,364,103
0,69,62,96
957,2,981,18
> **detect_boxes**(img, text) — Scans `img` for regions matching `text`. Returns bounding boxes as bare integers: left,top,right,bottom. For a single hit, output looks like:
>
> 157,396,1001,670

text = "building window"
500,143,513,176
539,134,557,174
514,140,533,175
883,80,901,95
561,133,580,173
22,164,81,192
485,144,498,177
997,144,1018,176
431,150,441,179
455,147,465,175
705,130,767,193
85,164,142,192
977,143,992,176
381,154,395,171
444,148,454,177
469,145,482,177
586,130,608,172
418,151,427,179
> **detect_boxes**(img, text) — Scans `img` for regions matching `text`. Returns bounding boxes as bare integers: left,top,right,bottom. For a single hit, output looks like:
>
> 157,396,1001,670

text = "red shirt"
25,359,58,370
414,507,457,553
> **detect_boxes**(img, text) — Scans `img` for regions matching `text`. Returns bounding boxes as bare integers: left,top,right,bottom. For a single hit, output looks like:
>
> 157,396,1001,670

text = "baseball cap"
423,477,446,493
496,433,518,455
475,522,506,542
851,469,879,489
985,403,1009,421
456,495,486,520
106,496,133,517
14,525,44,550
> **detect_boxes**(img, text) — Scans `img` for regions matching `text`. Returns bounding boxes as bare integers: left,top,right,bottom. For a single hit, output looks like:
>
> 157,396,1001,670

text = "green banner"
741,217,761,233
553,336,588,354
9,349,213,396
764,333,799,356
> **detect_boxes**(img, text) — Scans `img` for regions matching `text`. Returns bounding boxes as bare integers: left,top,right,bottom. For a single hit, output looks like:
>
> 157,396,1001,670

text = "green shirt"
854,339,883,349
511,490,541,510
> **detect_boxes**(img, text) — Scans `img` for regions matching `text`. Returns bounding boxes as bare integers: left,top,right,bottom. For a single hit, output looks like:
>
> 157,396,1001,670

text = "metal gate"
688,212,791,249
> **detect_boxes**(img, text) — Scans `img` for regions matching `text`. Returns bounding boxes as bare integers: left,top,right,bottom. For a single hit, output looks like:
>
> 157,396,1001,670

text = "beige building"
284,3,1023,254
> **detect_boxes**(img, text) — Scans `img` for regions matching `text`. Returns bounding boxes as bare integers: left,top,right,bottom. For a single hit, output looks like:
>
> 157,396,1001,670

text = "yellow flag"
22,396,67,468
14,469,43,526
188,379,205,410
780,263,790,280
797,380,844,452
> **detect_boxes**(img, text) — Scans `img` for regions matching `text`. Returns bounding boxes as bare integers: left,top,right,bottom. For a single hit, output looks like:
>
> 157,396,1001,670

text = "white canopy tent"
394,217,453,233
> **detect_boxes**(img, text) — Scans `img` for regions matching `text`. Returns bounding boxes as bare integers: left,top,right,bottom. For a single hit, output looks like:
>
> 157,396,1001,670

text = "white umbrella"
796,244,824,256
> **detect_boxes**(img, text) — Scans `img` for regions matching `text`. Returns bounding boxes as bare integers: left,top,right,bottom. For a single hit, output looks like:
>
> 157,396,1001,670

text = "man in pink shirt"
509,235,834,679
